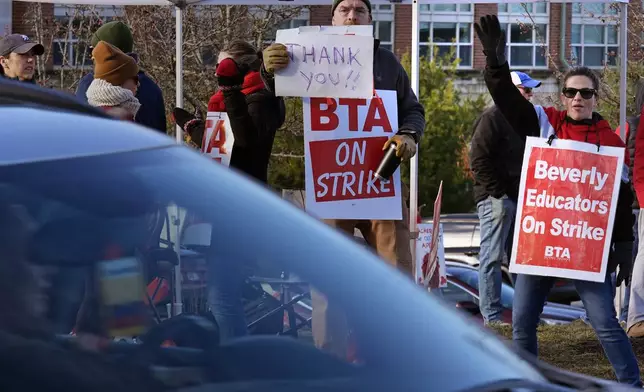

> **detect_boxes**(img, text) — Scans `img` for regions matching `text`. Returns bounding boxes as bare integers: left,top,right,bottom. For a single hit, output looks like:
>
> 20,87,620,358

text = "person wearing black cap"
262,0,425,360
0,34,44,83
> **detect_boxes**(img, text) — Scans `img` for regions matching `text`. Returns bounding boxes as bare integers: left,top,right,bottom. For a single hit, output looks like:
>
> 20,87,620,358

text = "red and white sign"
509,137,624,282
415,223,447,289
303,89,402,220
203,112,235,167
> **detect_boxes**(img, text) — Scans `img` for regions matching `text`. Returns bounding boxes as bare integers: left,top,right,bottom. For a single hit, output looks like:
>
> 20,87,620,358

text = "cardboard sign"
509,137,624,282
303,89,402,220
423,181,443,289
416,223,447,288
203,112,235,167
274,25,374,99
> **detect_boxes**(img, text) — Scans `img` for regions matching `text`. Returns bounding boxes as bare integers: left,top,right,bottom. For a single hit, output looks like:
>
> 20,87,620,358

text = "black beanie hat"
331,0,372,15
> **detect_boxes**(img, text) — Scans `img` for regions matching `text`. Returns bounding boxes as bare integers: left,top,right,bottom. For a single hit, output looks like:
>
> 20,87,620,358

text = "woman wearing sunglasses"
86,41,141,121
475,14,641,386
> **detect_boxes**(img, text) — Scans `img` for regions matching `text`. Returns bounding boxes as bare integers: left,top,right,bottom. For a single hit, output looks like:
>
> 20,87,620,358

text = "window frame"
498,3,550,70
418,4,474,69
372,4,394,51
570,3,620,68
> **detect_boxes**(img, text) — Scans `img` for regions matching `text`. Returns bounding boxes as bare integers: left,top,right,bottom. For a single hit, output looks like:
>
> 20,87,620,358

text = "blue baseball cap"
511,71,542,88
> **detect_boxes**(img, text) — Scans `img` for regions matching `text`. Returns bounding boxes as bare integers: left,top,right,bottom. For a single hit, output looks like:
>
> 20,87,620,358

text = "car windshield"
0,143,547,390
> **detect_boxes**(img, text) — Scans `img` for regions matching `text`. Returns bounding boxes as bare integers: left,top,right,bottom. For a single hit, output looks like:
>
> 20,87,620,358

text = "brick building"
5,1,640,97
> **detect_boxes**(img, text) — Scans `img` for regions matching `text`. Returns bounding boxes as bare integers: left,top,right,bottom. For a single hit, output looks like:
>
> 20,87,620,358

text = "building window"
570,2,619,67
570,24,618,67
498,3,548,14
418,4,473,68
53,5,122,69
372,4,394,51
498,4,549,69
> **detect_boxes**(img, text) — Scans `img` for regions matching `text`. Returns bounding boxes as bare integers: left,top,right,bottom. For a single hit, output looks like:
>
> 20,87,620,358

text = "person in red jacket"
475,15,640,386
628,80,644,337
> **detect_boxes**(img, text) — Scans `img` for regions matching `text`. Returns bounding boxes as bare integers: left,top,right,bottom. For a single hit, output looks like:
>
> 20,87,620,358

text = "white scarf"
86,78,141,118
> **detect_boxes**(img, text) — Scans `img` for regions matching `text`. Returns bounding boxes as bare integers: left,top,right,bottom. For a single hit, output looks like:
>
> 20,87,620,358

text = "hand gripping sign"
274,25,374,99
203,112,235,167
303,89,402,220
509,137,625,282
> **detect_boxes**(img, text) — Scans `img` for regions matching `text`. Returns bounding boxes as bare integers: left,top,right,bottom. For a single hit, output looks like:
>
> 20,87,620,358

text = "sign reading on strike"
203,112,235,167
303,89,402,220
275,25,374,99
509,137,624,282
415,223,447,289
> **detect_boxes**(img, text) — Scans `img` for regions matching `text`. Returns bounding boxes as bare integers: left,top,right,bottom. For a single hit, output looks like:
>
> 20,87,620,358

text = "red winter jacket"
632,111,644,206
483,62,634,245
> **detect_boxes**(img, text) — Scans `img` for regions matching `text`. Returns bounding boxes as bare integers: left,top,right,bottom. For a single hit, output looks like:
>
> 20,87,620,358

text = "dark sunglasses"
519,87,532,94
562,87,596,99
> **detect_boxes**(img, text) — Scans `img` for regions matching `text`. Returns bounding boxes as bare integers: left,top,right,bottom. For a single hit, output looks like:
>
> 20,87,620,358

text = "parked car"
1,78,635,391
442,262,586,325
426,213,580,304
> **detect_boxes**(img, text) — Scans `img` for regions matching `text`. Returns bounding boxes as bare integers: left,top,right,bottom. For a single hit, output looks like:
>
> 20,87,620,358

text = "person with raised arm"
475,14,640,386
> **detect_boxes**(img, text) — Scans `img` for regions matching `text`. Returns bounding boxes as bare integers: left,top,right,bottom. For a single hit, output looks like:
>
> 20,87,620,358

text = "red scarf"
207,71,265,112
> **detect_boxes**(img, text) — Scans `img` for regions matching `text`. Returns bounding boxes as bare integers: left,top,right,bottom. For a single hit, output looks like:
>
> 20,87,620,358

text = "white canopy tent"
17,0,631,315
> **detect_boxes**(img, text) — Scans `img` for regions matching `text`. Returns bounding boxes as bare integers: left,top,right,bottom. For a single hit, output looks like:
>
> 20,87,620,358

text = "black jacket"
469,105,526,203
222,87,285,184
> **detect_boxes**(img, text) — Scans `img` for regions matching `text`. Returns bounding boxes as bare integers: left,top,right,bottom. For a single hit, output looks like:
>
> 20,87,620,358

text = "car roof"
0,106,175,166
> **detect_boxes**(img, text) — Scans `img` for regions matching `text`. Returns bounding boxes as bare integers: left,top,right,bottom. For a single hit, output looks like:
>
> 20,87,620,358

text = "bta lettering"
203,119,228,156
545,246,571,259
309,98,392,132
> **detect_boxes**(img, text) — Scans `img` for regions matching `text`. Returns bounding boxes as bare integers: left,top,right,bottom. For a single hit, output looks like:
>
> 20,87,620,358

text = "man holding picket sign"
476,15,640,385
261,0,425,359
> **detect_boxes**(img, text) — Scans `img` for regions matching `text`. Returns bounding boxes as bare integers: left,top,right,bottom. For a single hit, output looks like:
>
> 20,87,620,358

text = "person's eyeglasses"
519,87,532,94
562,87,596,99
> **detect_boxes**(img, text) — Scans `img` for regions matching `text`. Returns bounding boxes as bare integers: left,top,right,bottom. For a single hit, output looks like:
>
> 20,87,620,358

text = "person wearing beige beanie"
86,41,141,121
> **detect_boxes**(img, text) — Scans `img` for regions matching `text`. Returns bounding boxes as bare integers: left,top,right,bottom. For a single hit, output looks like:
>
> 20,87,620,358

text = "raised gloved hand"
216,58,249,90
610,241,633,287
262,43,289,74
383,134,417,161
172,107,205,147
474,15,507,67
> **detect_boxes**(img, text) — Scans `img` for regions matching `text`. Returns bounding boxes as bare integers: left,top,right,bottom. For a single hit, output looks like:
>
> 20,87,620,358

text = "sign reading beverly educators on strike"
509,137,624,282
203,112,235,167
303,89,402,220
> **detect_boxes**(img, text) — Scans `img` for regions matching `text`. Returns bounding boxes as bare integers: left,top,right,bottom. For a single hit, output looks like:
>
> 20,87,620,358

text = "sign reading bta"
509,137,624,283
303,90,402,220
203,112,235,167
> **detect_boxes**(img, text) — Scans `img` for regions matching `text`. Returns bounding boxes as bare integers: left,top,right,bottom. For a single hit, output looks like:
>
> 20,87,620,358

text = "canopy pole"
618,2,628,141
173,3,184,317
175,5,184,143
409,0,420,273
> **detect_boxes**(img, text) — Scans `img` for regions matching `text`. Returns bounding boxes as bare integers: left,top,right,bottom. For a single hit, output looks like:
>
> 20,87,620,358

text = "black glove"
172,107,205,147
610,241,633,287
216,58,249,90
474,15,507,68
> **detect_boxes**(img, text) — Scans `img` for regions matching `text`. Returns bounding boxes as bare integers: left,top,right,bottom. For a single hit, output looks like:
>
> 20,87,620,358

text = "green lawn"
491,321,644,381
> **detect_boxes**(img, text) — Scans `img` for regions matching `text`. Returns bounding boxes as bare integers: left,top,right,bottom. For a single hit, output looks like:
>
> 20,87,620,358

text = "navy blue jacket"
76,69,167,133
